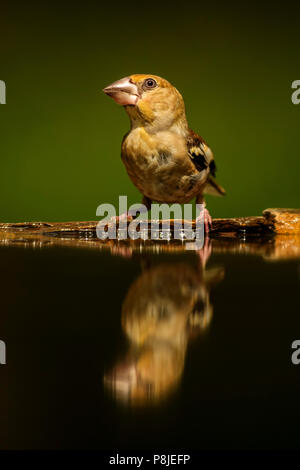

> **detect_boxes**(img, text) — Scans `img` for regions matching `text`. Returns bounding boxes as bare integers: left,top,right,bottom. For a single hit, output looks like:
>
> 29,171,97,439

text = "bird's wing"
187,129,226,196
187,129,214,174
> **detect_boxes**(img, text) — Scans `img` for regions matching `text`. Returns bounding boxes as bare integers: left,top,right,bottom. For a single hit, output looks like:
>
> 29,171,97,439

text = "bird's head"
103,74,187,133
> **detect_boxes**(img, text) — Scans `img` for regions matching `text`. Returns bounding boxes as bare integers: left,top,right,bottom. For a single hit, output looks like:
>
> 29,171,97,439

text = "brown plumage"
103,74,225,229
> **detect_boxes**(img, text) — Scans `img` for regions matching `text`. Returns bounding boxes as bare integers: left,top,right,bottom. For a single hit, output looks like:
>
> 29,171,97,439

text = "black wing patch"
209,160,216,177
189,150,208,172
187,129,216,176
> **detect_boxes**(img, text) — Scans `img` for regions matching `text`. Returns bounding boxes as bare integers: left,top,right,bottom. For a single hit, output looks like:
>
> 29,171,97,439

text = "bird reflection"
104,241,224,405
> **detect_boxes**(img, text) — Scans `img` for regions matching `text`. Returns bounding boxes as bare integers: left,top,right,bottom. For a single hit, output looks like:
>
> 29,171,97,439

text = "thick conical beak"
103,77,139,106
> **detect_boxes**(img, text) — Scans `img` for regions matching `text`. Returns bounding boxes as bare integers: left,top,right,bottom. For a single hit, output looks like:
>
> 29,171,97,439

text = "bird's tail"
204,176,226,197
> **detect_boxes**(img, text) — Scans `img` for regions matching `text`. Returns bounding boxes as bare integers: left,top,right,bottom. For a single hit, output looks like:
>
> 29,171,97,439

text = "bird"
103,74,225,232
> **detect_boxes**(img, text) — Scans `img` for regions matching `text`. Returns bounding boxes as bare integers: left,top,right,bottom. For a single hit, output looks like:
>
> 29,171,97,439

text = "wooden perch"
0,208,299,236
0,209,299,260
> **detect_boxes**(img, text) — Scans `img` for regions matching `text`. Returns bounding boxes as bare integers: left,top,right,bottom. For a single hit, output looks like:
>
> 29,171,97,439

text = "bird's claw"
196,208,212,234
110,213,134,225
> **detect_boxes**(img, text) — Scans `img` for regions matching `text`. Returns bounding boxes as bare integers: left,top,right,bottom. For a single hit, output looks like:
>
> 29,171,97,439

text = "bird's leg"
141,195,152,212
195,194,212,234
126,195,152,219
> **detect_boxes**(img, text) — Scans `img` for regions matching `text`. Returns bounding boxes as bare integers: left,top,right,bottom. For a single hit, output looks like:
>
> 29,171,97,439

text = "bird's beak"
103,77,139,106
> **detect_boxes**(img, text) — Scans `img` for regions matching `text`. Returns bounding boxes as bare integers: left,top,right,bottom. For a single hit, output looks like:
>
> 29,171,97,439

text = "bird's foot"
111,213,134,225
196,208,212,234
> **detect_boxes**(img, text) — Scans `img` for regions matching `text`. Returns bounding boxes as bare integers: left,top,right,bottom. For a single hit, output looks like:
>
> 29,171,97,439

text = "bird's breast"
122,129,207,203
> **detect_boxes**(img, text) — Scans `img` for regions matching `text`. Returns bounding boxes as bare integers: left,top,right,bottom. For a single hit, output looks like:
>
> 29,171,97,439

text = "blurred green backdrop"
1,0,299,222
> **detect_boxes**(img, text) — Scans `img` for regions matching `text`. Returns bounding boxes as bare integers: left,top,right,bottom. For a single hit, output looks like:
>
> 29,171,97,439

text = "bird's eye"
144,78,157,89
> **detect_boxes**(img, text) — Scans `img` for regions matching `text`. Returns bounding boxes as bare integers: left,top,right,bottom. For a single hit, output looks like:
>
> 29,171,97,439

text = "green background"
1,0,299,222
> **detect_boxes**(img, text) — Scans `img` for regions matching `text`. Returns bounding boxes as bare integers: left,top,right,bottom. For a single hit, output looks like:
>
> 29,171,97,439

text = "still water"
0,236,299,450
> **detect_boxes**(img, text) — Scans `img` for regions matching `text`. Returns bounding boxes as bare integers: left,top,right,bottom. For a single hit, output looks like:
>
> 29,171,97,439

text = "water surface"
0,236,299,450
